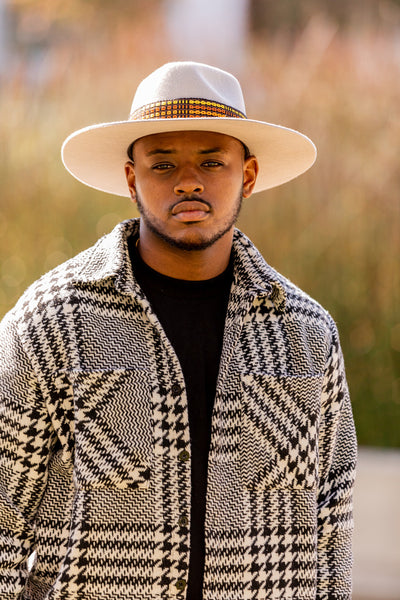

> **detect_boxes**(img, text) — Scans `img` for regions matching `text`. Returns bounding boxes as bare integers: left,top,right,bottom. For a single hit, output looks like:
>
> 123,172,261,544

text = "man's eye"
152,163,174,170
203,160,223,167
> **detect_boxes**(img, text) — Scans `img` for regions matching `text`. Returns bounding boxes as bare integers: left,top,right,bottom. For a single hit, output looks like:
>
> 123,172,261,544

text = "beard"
135,190,243,251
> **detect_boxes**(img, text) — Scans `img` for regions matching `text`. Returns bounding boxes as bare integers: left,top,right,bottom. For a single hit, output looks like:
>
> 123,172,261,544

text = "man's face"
125,130,258,251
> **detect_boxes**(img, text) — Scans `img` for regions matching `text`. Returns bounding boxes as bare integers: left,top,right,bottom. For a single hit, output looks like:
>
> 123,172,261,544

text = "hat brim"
61,117,316,196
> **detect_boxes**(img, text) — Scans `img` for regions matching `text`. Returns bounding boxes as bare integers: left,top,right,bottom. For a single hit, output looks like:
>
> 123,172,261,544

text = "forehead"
132,130,244,155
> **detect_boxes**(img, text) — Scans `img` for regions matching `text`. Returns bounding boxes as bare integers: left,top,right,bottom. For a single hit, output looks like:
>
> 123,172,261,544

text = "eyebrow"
145,147,227,157
145,148,175,156
199,147,227,155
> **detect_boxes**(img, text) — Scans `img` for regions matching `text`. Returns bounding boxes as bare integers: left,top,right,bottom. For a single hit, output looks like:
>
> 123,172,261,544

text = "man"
0,62,356,599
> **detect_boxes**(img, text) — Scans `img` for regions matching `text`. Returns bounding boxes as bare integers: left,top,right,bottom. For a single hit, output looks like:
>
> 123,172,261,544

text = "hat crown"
130,61,246,116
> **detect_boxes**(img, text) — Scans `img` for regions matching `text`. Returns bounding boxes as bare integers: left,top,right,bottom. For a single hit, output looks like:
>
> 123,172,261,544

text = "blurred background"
0,0,399,597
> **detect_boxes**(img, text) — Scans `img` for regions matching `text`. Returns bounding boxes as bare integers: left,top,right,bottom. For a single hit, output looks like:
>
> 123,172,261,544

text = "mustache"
170,195,212,211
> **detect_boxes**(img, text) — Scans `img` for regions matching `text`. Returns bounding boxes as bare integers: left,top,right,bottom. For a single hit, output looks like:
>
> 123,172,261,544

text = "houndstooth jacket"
0,218,357,600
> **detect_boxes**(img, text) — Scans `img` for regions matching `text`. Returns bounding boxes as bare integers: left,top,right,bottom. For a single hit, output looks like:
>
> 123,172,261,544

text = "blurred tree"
249,0,400,34
1,0,399,449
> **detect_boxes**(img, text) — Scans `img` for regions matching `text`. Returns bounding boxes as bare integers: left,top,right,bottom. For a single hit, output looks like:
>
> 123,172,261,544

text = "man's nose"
174,167,204,196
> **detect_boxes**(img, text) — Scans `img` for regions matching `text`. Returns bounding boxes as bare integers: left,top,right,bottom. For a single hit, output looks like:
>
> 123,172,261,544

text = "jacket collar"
72,218,138,291
72,218,286,312
231,228,286,312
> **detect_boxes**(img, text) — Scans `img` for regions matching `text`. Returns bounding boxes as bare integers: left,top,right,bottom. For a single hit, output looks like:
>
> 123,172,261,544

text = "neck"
137,226,234,281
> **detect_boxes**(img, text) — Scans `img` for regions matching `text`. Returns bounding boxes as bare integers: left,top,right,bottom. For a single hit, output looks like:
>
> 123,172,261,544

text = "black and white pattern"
0,219,357,599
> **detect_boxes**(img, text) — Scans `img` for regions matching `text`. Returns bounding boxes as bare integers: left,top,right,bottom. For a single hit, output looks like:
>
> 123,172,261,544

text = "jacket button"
171,383,182,396
178,450,190,462
175,579,187,592
178,515,188,527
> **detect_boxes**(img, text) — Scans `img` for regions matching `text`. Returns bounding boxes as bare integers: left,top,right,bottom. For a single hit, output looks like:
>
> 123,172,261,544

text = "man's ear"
242,156,259,199
124,161,136,202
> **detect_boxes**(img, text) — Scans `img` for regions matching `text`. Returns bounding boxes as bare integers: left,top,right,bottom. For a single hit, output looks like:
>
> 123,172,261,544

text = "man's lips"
171,200,211,222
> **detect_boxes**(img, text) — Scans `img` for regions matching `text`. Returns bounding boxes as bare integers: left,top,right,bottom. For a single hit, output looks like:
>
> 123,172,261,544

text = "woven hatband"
130,98,246,121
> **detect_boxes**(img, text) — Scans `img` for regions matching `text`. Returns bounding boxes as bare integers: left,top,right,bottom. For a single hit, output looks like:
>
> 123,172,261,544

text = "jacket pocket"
70,369,153,490
240,373,322,490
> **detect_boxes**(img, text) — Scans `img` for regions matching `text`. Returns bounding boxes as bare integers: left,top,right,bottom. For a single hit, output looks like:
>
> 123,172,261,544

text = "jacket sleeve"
0,312,56,599
316,318,357,600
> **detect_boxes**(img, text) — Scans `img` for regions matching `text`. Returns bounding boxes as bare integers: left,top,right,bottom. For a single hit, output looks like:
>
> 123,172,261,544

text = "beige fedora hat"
61,61,316,196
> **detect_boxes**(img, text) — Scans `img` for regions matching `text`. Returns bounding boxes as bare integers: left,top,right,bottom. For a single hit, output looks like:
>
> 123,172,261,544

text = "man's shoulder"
273,267,331,325
234,229,333,329
6,220,136,326
9,244,96,321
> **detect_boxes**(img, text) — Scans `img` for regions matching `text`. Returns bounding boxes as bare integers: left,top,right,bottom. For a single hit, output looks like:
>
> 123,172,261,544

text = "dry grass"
0,4,399,445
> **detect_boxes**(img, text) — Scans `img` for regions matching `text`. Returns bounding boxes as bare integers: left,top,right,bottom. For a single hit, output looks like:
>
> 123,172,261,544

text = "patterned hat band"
129,98,246,121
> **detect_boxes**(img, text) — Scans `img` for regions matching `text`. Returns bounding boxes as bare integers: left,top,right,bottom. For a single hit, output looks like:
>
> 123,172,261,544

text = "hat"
61,61,316,196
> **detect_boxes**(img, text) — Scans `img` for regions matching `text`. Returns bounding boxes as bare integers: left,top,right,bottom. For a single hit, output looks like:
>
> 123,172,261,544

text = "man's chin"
136,189,242,252
158,232,218,252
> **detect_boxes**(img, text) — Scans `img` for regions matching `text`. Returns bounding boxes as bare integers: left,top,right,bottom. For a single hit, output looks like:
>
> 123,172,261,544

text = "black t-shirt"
129,236,233,599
